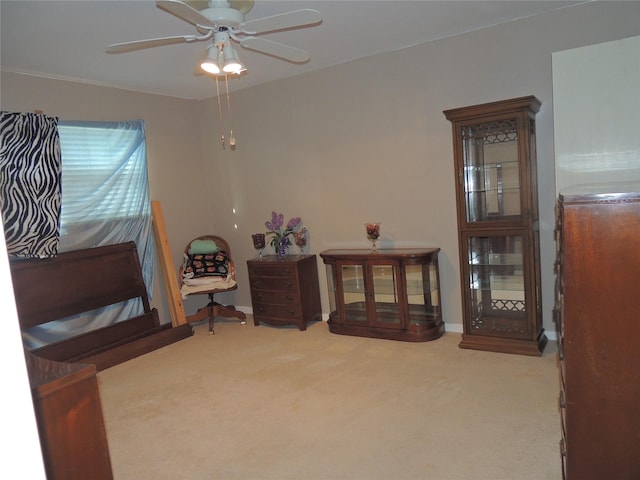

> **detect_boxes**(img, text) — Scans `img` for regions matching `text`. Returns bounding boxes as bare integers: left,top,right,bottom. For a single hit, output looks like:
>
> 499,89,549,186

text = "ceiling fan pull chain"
225,74,236,147
215,75,226,149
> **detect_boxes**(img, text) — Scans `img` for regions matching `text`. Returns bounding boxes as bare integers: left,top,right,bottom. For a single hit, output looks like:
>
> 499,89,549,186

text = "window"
58,120,150,231
57,120,153,293
23,120,154,348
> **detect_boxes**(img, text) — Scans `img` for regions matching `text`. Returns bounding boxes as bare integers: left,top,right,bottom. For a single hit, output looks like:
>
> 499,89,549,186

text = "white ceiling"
1,0,586,100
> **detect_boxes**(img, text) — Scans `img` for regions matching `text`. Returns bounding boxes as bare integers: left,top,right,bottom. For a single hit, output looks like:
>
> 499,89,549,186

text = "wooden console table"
320,248,444,342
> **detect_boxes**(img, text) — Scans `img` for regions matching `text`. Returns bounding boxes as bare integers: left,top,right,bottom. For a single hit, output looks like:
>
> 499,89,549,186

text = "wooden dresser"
247,255,322,330
555,188,640,479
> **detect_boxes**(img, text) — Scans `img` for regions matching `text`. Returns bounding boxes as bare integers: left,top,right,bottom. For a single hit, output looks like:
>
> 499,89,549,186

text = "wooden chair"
179,235,246,334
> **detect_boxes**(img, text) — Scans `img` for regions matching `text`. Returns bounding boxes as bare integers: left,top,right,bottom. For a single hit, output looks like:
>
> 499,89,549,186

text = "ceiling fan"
105,0,322,75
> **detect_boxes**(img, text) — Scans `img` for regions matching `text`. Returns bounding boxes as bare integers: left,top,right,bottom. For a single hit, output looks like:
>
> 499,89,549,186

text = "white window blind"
58,120,149,224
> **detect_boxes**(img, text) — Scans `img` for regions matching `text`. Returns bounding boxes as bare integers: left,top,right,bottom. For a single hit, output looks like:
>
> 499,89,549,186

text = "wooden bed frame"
10,241,193,371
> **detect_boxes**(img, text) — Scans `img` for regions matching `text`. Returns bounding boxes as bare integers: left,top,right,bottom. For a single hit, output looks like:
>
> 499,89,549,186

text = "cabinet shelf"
465,161,520,192
471,274,525,292
471,252,523,266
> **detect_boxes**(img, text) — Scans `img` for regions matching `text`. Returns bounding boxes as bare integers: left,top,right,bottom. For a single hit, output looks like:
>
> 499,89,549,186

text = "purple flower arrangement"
265,211,304,257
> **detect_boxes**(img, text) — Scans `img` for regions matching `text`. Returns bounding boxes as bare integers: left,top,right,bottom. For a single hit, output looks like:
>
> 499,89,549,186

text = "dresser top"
247,254,315,264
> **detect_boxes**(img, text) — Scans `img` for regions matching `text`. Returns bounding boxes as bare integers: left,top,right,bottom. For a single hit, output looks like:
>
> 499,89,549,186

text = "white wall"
553,35,640,193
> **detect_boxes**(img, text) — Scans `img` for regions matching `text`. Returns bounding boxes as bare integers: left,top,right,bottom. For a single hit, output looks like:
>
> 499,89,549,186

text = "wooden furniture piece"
247,255,321,331
151,201,188,327
25,350,113,480
320,248,444,342
10,241,194,371
444,96,547,356
179,235,246,334
555,187,640,480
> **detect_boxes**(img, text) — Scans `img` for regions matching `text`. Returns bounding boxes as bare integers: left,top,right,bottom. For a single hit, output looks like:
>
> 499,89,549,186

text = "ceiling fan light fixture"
200,46,222,74
222,45,242,74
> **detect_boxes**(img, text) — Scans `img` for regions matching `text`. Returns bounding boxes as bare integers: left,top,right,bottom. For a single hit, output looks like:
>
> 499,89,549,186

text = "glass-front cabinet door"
368,261,402,328
338,260,402,329
405,261,441,330
445,96,547,356
338,262,368,324
461,117,523,224
463,232,532,339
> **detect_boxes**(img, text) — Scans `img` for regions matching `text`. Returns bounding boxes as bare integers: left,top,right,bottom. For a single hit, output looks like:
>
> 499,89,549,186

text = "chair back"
181,235,237,285
183,235,232,258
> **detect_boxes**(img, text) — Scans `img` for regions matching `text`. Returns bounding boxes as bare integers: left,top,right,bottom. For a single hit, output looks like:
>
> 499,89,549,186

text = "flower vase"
274,237,289,257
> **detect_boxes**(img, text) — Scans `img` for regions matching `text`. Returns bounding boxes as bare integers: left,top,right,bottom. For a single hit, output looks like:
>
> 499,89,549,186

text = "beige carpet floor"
98,318,562,480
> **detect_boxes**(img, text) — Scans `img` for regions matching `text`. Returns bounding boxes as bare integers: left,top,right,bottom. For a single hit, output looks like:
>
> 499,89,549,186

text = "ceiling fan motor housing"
201,7,244,28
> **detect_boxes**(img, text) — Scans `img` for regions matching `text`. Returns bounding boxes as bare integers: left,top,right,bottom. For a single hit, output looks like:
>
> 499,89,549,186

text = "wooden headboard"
10,241,192,370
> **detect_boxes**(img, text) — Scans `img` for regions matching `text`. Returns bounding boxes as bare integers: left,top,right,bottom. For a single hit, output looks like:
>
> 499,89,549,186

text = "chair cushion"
182,250,229,278
188,238,219,255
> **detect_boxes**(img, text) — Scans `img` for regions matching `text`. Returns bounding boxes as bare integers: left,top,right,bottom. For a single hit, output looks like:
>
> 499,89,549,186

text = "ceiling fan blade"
240,9,321,34
106,35,201,53
239,37,310,63
156,0,216,29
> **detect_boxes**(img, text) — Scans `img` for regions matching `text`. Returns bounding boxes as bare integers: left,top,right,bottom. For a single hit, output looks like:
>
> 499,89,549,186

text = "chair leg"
206,293,247,335
207,294,215,335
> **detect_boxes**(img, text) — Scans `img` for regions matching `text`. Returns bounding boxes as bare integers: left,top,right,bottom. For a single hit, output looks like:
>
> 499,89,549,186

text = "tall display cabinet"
444,96,547,356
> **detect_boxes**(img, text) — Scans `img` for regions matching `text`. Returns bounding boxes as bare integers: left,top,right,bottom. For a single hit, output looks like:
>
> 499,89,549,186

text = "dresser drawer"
253,303,301,320
249,276,297,291
248,263,297,278
251,290,298,305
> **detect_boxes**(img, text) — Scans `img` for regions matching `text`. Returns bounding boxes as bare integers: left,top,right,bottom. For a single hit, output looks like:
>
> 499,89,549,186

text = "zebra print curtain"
0,111,62,258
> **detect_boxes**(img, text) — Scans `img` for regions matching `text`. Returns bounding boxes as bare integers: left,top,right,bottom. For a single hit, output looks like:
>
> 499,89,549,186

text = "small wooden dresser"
247,255,322,330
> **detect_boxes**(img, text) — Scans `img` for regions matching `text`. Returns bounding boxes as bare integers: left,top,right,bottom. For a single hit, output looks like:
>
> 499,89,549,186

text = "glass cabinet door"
405,261,441,328
461,117,522,224
337,260,403,328
339,263,368,324
464,232,531,339
369,262,401,328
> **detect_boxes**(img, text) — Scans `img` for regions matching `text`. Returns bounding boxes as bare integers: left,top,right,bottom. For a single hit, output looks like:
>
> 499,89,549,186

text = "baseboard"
238,307,557,341
444,323,463,333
